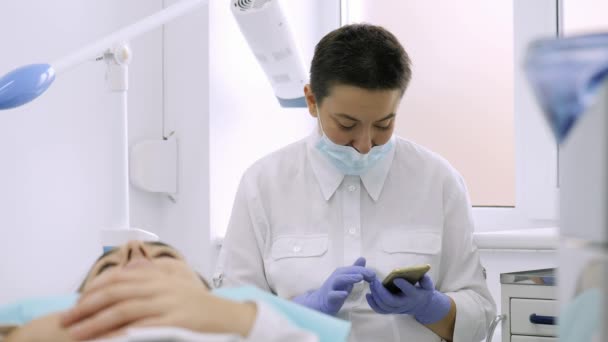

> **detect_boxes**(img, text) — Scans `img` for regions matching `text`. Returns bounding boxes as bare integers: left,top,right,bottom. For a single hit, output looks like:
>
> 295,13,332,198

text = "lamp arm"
52,0,206,74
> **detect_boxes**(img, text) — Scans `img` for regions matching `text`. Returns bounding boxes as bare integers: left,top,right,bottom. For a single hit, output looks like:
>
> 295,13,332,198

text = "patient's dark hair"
310,23,412,105
77,243,211,292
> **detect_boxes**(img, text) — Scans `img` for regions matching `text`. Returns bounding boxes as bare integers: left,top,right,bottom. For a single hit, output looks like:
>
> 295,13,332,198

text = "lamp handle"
52,0,206,74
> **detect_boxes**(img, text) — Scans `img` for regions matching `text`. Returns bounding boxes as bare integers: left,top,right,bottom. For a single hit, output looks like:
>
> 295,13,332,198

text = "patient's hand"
60,267,257,341
6,313,74,342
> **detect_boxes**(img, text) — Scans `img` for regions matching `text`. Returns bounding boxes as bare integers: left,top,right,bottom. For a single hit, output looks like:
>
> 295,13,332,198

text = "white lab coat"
215,132,496,342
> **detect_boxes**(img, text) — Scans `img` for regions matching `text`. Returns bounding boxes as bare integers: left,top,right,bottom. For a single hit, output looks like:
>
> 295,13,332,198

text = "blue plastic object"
316,131,394,176
366,274,451,325
277,96,307,108
292,257,375,315
524,33,608,143
0,294,78,325
558,288,601,342
529,313,556,325
0,64,55,110
215,286,351,342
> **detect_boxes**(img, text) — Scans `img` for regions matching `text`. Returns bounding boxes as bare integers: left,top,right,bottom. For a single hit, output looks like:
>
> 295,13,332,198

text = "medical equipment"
525,32,608,342
314,108,396,175
0,0,307,249
315,130,395,176
231,0,307,107
525,33,608,143
0,0,306,111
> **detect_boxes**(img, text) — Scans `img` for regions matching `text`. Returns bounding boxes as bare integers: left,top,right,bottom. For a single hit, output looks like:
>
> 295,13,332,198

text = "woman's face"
304,84,402,154
81,240,202,292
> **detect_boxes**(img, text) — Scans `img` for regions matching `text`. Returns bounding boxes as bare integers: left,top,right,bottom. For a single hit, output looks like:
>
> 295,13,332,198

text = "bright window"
342,0,560,229
563,0,608,34
344,0,515,207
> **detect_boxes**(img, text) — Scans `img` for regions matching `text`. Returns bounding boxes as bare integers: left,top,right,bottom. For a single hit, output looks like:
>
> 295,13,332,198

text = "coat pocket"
266,234,330,298
377,228,442,283
271,234,329,260
381,229,441,255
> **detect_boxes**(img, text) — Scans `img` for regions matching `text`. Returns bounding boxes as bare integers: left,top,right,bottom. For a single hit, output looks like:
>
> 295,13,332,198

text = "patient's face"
81,240,202,292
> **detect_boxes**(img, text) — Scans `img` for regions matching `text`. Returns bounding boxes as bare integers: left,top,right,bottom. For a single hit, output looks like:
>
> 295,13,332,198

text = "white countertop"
473,227,559,250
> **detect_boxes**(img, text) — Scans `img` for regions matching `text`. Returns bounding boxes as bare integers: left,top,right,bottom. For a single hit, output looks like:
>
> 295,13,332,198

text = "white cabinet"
510,299,557,337
501,269,557,342
511,336,557,342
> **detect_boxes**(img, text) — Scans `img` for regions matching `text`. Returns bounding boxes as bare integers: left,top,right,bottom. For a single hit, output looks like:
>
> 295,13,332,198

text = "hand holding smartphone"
382,264,431,294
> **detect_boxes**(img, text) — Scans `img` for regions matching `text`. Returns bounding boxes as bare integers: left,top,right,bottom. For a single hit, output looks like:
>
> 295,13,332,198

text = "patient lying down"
3,241,320,342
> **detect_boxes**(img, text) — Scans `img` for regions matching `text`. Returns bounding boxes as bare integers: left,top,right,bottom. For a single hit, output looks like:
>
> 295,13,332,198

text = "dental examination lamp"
0,0,307,249
0,0,307,110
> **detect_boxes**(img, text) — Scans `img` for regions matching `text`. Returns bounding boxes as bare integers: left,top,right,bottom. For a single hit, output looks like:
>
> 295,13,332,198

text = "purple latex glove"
366,274,452,325
293,257,376,316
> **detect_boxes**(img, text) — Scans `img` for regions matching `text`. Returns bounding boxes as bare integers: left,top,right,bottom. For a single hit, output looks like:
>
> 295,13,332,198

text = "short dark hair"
310,23,412,105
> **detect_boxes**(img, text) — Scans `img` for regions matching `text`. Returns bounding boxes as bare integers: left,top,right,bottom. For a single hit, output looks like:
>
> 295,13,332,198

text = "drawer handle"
529,313,556,325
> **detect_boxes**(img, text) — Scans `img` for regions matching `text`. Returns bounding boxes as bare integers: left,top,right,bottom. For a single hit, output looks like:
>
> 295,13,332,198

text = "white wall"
208,0,340,241
150,0,211,276
0,0,164,302
563,0,608,34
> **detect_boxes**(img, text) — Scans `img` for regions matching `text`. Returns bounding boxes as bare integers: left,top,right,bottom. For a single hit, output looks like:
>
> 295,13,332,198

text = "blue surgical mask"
315,112,394,176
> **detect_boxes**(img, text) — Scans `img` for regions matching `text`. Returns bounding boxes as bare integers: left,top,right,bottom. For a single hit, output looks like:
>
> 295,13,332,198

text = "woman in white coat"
215,23,496,342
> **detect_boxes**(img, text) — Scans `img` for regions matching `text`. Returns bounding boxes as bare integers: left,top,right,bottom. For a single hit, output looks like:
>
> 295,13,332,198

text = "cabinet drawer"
512,336,557,342
510,298,557,337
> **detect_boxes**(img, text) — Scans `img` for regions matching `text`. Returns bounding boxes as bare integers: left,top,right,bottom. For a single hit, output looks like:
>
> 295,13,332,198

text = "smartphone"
382,264,431,294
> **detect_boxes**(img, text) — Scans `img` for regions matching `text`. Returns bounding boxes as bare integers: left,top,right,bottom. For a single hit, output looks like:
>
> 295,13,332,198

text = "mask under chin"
315,134,394,175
